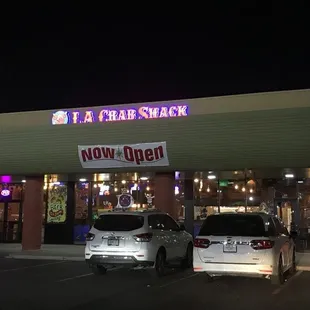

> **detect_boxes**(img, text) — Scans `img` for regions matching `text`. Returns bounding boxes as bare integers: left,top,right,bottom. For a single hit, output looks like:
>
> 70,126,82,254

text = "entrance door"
0,202,22,242
274,199,298,232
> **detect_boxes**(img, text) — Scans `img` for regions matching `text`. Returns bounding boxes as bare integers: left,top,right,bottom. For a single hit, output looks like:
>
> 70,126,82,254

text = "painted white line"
57,273,93,282
159,273,198,288
272,271,303,295
56,266,123,283
0,261,67,273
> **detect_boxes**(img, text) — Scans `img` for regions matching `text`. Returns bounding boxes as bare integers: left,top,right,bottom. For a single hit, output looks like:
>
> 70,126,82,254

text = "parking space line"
272,271,303,295
57,273,94,282
159,273,199,288
0,261,67,273
56,266,122,283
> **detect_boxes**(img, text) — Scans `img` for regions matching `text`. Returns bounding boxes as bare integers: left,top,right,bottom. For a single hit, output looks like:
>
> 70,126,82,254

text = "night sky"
0,5,309,113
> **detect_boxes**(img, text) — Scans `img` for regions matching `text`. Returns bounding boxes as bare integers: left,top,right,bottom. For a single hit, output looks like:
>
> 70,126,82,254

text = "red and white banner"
78,142,169,168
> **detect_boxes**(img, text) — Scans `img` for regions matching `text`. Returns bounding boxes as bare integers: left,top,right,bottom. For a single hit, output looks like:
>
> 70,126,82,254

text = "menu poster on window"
47,186,67,223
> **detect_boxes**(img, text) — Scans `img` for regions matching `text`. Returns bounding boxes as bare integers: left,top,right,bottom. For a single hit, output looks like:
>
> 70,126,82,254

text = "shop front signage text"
78,142,169,168
52,104,188,125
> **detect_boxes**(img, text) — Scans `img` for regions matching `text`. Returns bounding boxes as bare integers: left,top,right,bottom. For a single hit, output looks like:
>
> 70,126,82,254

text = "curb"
6,255,84,261
297,265,310,271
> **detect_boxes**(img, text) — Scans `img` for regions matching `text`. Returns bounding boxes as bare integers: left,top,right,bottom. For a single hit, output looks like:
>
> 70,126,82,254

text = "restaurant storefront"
1,89,310,249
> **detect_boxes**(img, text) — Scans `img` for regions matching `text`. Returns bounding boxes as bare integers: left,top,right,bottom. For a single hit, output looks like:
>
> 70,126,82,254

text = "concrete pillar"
154,172,176,219
22,175,44,250
184,174,194,236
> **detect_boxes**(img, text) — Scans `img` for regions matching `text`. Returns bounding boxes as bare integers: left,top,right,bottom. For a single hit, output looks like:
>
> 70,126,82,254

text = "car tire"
271,256,285,285
289,249,297,274
181,243,193,269
153,249,166,277
91,264,107,276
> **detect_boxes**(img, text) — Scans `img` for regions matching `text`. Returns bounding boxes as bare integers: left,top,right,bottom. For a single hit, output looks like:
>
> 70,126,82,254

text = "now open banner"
78,142,169,168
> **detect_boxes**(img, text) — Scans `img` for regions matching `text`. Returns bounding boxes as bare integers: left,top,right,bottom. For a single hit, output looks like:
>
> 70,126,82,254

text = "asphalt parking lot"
0,258,309,310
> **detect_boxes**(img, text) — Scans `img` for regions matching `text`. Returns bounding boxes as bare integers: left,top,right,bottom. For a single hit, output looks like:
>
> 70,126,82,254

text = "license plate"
108,238,119,246
223,243,237,253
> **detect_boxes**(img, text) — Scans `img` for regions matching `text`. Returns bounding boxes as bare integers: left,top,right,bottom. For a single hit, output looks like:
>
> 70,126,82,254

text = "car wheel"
271,256,285,285
181,243,193,269
154,249,166,277
91,264,107,276
289,249,297,274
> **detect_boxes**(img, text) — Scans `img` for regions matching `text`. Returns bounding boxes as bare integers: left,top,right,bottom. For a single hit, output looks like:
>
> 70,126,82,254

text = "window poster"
47,185,67,223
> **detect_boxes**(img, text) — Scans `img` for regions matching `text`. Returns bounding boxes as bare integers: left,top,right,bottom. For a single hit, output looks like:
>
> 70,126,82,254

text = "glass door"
0,203,5,241
274,199,298,232
0,202,22,242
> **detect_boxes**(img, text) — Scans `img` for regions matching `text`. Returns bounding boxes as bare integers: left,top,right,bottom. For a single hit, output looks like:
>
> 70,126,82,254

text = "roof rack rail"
140,208,163,212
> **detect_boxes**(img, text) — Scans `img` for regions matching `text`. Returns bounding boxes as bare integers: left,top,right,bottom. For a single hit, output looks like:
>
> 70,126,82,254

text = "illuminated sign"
51,104,189,125
1,189,10,197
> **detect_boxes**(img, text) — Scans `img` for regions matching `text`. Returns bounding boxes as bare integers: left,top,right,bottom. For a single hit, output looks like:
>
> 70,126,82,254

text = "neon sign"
1,189,10,197
51,104,189,125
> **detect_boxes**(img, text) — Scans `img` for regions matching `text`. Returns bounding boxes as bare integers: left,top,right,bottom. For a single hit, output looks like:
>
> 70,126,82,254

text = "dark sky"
0,5,309,113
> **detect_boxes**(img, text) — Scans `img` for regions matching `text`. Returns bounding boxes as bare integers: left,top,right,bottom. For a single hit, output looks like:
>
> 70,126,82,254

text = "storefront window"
193,171,272,219
90,173,155,222
299,179,310,234
46,182,67,223
75,182,89,223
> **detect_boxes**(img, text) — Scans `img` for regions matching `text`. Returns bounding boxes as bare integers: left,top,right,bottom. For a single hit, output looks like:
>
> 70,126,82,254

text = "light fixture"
234,184,239,190
146,186,150,191
249,196,254,201
298,180,304,184
194,178,199,183
140,177,148,181
174,186,179,195
285,174,294,179
114,187,118,192
22,180,26,183
79,178,87,182
207,175,216,180
93,184,97,188
121,180,126,184
249,189,253,193
242,187,246,192
207,186,210,192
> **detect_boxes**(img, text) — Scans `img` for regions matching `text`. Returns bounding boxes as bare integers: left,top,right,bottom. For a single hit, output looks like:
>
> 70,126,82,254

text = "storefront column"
184,173,194,236
22,175,44,250
154,172,176,219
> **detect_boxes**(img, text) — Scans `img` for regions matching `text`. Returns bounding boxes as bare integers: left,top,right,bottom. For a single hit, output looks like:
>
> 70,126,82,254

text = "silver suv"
85,210,193,277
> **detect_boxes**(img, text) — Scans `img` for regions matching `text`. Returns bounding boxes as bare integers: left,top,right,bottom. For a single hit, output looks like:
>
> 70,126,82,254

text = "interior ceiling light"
208,175,216,180
285,174,294,179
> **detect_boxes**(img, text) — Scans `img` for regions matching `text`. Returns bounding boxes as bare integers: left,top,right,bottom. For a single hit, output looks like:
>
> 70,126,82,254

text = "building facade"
1,89,310,249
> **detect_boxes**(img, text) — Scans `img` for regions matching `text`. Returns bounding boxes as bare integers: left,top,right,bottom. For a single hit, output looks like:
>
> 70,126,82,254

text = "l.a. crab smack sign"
78,142,169,168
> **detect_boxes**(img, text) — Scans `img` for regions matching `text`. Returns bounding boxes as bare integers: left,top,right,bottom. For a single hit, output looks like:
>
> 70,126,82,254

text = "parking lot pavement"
0,258,310,310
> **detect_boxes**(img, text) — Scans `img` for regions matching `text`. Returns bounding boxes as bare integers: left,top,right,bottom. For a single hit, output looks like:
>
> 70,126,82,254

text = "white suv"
193,212,296,285
85,210,193,277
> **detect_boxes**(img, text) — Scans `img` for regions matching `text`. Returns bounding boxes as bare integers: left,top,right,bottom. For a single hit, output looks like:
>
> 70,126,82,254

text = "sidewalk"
1,243,310,270
0,244,84,261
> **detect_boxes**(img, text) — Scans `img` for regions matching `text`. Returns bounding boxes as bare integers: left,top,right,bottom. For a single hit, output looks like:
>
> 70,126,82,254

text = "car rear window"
199,214,266,237
94,214,144,231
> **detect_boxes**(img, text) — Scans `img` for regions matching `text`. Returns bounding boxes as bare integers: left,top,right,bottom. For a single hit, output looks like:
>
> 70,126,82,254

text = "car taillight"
194,238,210,248
133,233,153,242
250,240,274,250
86,233,95,241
